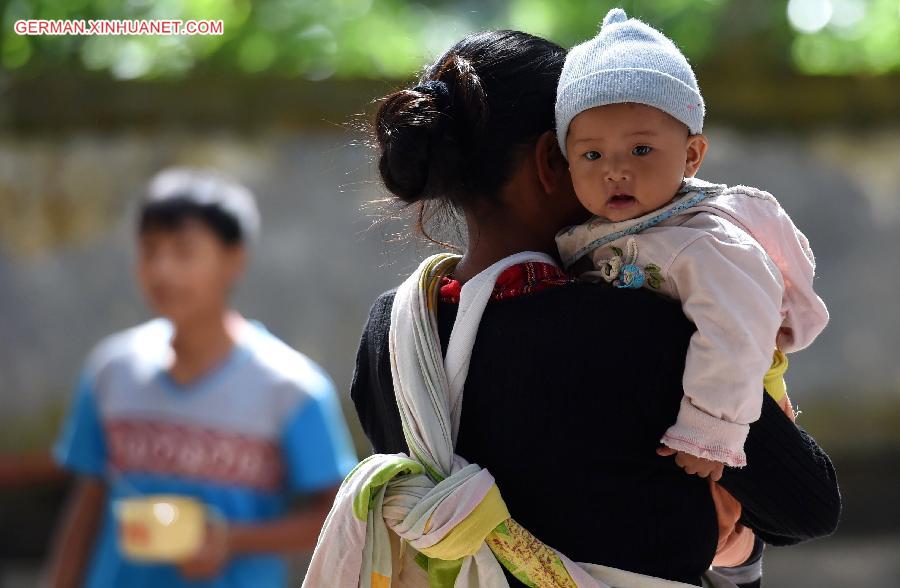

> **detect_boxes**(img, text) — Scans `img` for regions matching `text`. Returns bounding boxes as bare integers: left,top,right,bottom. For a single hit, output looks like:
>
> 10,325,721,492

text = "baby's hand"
656,447,725,482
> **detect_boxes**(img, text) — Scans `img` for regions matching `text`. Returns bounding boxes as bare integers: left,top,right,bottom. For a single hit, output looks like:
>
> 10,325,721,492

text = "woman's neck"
167,309,241,386
452,214,559,283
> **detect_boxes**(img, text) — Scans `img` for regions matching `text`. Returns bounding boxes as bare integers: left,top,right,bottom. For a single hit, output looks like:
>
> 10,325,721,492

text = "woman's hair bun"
373,32,565,212
375,79,455,204
414,80,451,109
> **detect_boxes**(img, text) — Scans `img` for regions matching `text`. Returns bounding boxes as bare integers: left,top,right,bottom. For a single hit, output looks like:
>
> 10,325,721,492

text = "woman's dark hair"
138,197,243,246
374,30,566,237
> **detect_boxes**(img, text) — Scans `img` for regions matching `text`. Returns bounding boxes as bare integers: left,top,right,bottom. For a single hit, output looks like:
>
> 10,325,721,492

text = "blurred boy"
46,168,357,587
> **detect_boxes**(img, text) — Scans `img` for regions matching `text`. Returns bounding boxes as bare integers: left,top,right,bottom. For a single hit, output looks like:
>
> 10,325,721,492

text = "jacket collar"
557,177,727,268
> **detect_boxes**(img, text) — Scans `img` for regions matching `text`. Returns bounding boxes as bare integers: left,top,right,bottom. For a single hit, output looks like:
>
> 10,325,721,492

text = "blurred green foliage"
2,0,898,80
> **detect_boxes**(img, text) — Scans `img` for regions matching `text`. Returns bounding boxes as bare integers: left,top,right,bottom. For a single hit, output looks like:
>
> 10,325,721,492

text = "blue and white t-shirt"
54,318,358,588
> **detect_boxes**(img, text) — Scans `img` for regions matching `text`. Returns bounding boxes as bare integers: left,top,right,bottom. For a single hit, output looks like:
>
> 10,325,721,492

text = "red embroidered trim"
106,419,284,492
439,262,572,304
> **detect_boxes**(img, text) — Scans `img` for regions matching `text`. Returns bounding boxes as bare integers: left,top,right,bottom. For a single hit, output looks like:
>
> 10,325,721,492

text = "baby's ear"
684,133,709,177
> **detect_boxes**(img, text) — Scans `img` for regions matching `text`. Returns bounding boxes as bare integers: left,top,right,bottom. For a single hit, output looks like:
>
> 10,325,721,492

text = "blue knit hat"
555,8,705,157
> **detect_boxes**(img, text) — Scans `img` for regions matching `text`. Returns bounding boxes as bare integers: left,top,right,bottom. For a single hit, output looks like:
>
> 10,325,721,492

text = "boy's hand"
657,446,725,482
178,521,230,580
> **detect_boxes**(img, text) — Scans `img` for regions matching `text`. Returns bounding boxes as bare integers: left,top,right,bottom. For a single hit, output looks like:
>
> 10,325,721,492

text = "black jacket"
351,283,840,586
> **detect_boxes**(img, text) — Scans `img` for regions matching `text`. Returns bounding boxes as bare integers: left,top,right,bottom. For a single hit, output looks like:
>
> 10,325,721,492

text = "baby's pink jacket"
556,178,829,467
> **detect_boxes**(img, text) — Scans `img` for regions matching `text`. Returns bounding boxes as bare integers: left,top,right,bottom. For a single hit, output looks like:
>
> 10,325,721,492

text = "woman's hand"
657,446,725,482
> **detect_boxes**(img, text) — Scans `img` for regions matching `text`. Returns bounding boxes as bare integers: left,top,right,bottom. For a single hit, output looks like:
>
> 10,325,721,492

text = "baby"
555,9,829,480
554,9,830,578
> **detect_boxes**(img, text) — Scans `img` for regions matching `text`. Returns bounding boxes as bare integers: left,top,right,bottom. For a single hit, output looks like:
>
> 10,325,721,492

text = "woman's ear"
535,130,567,195
684,134,709,178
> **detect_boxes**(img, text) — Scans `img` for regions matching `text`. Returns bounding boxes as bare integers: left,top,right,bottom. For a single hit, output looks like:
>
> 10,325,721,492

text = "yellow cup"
114,495,206,562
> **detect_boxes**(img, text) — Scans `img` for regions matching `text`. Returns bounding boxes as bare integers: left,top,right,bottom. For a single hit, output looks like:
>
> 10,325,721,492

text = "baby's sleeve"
753,197,828,352
660,232,784,467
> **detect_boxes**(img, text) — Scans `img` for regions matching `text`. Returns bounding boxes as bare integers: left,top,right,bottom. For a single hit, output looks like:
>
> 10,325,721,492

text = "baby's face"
566,103,707,222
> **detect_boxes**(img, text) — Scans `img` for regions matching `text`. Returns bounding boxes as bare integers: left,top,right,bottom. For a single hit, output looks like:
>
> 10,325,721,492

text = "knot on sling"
382,465,510,561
